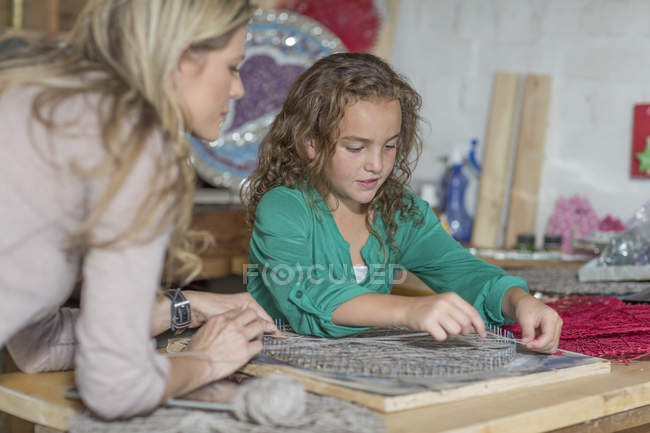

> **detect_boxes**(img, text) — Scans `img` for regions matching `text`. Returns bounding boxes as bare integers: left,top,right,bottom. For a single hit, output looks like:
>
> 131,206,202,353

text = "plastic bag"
597,201,650,267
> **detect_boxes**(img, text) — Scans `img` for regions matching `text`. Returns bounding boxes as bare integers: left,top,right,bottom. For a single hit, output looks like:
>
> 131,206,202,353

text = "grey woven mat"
508,267,650,296
68,392,385,433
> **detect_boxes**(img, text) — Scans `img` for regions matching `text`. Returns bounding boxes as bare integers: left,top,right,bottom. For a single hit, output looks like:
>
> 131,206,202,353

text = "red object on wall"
278,0,381,52
631,104,650,178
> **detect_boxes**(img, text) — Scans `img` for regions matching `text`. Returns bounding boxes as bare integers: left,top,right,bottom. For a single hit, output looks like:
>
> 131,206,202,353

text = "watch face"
189,8,346,192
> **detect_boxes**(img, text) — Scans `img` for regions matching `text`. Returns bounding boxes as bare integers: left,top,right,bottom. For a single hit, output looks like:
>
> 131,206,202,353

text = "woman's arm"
151,290,280,337
162,308,265,399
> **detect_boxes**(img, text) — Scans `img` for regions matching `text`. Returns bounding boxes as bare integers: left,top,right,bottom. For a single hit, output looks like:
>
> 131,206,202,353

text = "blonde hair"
0,0,253,284
245,53,424,262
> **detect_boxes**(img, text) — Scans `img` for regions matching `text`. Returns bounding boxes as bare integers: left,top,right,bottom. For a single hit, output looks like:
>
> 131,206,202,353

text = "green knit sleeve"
398,194,529,325
247,187,376,337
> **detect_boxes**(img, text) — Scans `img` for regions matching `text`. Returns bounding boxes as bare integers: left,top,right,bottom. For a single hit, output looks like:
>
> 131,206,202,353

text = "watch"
165,288,191,335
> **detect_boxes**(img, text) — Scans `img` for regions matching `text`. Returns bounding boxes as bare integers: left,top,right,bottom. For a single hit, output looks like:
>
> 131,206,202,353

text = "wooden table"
2,361,650,433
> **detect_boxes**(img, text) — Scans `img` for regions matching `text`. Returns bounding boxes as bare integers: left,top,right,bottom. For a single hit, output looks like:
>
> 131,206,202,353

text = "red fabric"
278,0,381,52
504,296,650,363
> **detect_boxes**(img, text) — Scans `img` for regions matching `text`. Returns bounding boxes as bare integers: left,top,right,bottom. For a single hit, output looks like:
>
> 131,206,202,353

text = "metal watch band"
165,288,191,335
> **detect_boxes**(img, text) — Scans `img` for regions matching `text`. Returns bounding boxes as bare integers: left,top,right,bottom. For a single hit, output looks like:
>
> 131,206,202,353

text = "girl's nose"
364,150,383,173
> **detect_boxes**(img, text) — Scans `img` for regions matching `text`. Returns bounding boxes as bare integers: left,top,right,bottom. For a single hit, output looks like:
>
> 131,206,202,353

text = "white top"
353,265,368,283
0,85,171,419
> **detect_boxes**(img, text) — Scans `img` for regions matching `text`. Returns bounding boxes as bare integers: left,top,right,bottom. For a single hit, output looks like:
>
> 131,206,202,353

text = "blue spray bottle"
444,151,473,243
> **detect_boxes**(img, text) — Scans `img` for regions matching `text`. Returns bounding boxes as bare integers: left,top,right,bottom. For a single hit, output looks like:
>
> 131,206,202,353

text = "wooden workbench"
2,361,650,433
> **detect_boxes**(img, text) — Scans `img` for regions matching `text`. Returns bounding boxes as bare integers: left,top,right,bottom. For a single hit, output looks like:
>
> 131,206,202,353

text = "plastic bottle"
444,151,473,243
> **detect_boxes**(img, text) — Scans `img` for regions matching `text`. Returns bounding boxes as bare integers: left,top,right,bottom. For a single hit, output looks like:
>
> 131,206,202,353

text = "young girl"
0,0,275,419
244,52,562,354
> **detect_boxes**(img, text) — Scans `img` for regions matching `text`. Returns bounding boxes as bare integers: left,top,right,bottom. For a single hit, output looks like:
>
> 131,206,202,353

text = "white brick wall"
392,0,649,244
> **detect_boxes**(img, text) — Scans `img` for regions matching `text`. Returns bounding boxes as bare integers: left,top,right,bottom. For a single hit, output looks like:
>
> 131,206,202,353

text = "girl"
0,0,275,419
245,52,562,353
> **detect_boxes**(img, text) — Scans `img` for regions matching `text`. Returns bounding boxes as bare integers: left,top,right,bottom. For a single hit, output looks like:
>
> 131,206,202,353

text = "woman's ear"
172,49,200,89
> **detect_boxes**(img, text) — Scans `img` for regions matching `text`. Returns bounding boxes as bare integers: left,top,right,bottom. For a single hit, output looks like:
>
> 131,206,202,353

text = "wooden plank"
191,205,249,279
0,0,10,27
551,404,650,433
382,360,650,433
3,362,650,433
505,74,552,249
241,350,610,413
0,372,82,431
371,0,399,61
471,73,521,249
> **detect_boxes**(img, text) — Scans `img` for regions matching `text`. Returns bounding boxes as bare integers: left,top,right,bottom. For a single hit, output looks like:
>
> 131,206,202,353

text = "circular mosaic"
189,9,346,191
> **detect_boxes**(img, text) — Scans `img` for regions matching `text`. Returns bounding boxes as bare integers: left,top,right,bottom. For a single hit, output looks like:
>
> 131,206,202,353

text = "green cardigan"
247,186,528,337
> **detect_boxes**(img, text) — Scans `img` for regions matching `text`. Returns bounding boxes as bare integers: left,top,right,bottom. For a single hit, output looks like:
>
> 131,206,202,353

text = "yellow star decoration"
637,138,650,175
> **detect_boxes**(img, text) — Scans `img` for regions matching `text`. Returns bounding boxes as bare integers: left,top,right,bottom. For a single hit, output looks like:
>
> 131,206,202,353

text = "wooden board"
192,205,248,279
5,362,650,433
471,72,521,249
0,371,82,431
505,74,552,249
241,347,609,413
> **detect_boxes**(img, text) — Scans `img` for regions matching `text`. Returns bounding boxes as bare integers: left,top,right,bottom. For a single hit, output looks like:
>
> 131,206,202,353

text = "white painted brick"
561,37,650,82
577,0,650,37
394,0,649,238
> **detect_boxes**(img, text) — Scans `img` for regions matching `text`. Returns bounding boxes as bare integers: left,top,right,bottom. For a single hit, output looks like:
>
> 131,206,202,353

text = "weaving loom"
167,325,610,412
262,324,516,377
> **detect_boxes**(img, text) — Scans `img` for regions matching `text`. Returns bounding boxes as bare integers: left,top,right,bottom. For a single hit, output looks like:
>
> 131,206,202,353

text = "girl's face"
315,98,401,214
174,26,247,141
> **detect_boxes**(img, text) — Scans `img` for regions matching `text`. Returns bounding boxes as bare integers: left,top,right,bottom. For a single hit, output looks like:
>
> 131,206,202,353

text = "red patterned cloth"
278,0,381,52
504,296,650,363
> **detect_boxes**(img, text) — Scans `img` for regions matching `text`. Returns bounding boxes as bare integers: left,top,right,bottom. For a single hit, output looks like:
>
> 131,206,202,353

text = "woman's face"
174,26,247,141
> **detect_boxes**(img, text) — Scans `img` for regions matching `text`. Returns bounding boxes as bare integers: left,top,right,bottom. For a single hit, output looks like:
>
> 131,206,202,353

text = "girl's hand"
401,292,487,341
186,308,265,381
185,291,281,337
503,287,562,353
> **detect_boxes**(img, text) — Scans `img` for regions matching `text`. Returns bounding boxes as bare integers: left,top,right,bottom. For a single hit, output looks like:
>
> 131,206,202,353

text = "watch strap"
165,288,191,335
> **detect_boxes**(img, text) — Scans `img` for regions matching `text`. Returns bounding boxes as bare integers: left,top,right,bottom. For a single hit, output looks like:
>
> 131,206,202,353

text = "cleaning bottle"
444,151,473,244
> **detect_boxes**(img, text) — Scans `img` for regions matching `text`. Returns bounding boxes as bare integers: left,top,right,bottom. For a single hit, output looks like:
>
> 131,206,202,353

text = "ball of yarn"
230,374,307,427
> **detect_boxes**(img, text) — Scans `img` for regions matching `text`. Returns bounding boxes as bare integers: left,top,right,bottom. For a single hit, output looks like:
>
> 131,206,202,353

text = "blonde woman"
0,0,274,419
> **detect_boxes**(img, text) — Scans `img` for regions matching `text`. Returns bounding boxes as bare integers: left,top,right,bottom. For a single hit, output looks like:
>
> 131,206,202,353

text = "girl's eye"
385,142,397,149
346,147,363,153
229,64,241,73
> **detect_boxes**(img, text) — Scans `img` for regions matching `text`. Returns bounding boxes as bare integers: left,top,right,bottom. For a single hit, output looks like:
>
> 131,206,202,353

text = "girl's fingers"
451,298,486,337
427,323,448,342
439,316,462,337
447,307,477,335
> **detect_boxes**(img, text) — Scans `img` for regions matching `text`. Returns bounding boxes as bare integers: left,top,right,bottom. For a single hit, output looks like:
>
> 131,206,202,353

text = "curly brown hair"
244,52,424,261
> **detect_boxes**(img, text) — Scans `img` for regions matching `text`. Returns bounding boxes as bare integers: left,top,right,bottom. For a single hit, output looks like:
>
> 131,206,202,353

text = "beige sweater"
0,85,171,419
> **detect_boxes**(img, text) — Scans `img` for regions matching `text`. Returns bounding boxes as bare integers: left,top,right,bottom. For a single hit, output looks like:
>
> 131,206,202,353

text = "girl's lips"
357,179,379,189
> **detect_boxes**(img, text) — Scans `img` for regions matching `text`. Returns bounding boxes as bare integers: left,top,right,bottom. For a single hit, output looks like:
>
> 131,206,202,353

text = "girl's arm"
333,289,561,353
332,292,487,341
501,287,562,353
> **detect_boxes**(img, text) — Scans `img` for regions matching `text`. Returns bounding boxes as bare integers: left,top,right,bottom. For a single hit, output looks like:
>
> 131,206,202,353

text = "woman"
0,0,273,419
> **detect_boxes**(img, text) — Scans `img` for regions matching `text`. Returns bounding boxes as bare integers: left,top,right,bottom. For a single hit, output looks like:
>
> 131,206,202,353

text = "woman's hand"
186,308,265,382
401,292,487,341
184,291,281,337
151,290,281,337
502,287,563,353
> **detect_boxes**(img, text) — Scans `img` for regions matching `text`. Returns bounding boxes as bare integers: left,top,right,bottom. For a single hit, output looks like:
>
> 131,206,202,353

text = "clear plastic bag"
597,201,650,267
